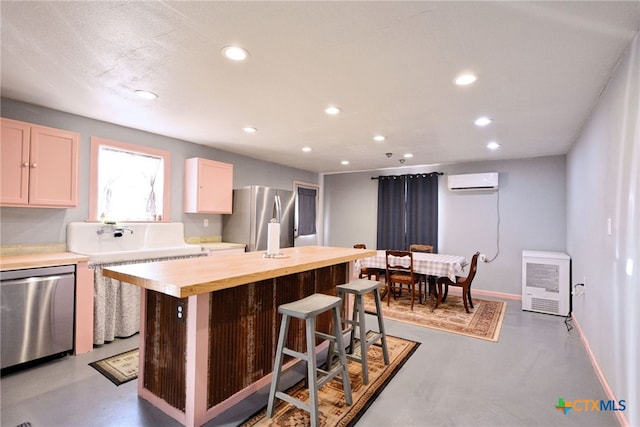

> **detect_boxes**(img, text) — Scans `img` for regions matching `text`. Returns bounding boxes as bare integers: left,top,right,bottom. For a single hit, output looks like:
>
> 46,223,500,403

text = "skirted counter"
103,245,374,427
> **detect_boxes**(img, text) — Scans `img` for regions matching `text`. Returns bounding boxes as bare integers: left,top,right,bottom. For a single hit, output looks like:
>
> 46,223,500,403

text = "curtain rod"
371,172,443,180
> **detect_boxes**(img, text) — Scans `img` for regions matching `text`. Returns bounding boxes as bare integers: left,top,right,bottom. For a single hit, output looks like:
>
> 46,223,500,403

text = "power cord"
485,189,501,263
565,284,584,332
564,313,573,332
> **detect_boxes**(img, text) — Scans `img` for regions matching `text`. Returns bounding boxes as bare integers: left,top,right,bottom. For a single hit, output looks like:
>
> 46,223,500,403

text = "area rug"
365,292,506,342
241,335,419,426
89,348,138,386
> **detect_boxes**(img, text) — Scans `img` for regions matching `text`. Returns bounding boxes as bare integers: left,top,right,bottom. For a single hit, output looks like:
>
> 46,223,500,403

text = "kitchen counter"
104,245,373,298
0,252,94,355
101,245,373,427
0,252,90,271
200,242,245,251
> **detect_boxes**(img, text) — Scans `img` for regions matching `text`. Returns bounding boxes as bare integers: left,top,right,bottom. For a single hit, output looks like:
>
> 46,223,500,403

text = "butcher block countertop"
103,245,375,298
0,252,90,271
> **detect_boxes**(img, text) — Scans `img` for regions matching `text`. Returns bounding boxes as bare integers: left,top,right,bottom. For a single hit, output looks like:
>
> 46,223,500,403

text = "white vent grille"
531,297,560,314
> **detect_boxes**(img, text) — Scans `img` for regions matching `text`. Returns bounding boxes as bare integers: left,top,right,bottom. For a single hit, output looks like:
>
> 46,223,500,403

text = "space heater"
522,250,570,316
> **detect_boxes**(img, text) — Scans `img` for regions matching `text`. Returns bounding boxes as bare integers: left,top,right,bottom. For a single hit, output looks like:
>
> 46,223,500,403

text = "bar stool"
333,278,390,385
267,293,352,427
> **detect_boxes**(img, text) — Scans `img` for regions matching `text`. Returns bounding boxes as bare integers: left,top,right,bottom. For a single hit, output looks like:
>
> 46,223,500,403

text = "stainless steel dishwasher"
1,265,75,370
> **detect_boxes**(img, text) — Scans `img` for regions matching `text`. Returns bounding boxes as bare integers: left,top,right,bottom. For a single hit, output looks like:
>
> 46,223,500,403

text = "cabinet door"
29,125,79,207
0,118,30,205
184,158,233,214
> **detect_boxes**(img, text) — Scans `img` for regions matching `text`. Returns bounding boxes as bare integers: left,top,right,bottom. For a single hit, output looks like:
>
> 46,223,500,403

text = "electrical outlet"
176,302,185,322
203,219,209,227
479,253,487,262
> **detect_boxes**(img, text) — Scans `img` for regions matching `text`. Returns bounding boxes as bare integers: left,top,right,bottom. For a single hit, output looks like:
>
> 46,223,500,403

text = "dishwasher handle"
0,265,75,281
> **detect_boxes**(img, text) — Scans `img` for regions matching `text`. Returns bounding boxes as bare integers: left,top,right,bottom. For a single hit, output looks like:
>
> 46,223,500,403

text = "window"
89,137,171,221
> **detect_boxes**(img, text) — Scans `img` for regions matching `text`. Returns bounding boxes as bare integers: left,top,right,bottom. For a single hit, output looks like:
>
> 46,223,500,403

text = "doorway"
294,181,320,247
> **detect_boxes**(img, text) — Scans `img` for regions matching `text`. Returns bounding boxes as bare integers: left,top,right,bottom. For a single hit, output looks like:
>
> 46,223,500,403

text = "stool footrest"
365,332,384,345
314,331,336,342
275,391,311,413
317,365,346,389
282,348,307,360
337,334,382,362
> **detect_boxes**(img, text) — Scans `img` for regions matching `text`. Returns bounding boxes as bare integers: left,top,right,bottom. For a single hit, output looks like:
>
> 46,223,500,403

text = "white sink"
67,222,203,264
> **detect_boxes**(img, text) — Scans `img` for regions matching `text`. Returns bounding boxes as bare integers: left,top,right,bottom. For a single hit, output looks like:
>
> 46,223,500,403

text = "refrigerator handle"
273,194,282,223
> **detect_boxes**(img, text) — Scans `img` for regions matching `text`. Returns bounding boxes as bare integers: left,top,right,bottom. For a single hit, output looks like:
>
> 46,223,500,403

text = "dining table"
355,250,469,281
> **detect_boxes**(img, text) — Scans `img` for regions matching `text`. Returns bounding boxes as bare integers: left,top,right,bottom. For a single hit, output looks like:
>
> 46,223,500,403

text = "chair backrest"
385,250,414,274
354,244,366,249
409,244,433,253
460,251,481,285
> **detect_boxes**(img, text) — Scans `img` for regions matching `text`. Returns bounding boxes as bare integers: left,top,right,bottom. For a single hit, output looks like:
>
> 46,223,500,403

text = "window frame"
89,136,171,222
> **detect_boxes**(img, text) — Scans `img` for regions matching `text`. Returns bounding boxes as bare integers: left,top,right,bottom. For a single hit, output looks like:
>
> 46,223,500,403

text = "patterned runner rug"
365,292,506,342
241,335,419,427
89,348,138,386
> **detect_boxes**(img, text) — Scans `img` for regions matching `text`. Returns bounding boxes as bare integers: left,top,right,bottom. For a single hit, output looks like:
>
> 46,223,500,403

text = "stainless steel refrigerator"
222,186,295,252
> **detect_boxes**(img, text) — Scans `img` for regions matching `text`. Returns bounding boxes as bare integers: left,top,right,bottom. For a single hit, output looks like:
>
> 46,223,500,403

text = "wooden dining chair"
409,244,435,301
385,250,422,310
435,251,480,313
408,244,433,253
354,244,383,281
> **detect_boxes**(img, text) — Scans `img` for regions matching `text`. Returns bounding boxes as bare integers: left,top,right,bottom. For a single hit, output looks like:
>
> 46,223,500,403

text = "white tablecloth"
356,250,468,281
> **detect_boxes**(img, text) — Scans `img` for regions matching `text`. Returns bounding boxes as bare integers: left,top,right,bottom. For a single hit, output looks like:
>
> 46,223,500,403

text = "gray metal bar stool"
267,293,352,427
333,278,390,385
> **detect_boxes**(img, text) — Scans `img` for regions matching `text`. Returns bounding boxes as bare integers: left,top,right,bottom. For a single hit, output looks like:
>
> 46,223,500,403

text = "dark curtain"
406,174,439,252
297,187,317,236
376,173,439,251
376,176,406,250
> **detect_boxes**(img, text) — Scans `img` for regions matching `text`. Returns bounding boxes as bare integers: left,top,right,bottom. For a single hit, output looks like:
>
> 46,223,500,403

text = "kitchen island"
103,245,374,427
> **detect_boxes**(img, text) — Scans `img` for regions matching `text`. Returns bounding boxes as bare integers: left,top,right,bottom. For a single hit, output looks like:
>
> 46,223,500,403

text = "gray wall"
323,154,567,296
567,33,639,426
0,98,318,244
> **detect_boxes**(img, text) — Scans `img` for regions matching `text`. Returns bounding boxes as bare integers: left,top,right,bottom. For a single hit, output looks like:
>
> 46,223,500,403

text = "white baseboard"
446,286,521,301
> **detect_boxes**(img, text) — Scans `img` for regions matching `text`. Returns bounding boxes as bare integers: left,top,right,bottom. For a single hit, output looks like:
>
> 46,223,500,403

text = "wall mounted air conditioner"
447,172,499,191
522,250,570,316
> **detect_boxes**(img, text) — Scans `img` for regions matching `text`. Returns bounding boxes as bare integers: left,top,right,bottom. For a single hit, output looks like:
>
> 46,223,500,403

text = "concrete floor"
1,298,618,427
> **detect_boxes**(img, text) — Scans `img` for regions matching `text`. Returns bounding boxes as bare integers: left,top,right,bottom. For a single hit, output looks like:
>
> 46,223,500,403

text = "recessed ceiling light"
373,135,386,142
222,46,249,61
325,106,341,115
403,153,414,158
474,117,492,127
242,127,257,133
487,141,501,150
302,147,312,152
135,90,158,100
454,73,477,86
341,160,350,165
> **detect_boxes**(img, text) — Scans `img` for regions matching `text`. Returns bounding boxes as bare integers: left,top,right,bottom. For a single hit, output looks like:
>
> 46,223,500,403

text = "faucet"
97,224,133,237
113,227,133,237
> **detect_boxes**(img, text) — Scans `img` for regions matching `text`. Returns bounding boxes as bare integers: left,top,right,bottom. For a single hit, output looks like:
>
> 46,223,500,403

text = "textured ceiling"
1,1,638,173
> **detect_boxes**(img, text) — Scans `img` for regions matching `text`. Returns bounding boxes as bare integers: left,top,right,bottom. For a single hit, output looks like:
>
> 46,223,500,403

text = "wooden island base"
104,246,374,427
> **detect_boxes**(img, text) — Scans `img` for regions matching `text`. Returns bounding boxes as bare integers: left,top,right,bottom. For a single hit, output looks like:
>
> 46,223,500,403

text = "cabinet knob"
22,162,29,167
31,163,37,168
